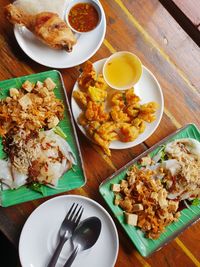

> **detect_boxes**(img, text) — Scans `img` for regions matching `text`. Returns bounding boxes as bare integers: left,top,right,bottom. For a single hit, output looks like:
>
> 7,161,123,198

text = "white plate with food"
19,195,119,267
6,0,106,68
71,58,164,155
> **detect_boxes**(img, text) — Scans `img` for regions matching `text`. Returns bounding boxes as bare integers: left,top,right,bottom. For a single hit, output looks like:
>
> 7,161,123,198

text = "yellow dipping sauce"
103,52,142,90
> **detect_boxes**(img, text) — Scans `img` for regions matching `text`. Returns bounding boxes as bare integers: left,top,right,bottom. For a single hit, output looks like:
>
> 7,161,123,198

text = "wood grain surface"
160,0,200,45
171,0,200,26
0,0,200,266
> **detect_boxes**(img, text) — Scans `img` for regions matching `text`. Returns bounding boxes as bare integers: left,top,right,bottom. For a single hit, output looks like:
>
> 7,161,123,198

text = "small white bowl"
65,0,103,34
103,51,143,90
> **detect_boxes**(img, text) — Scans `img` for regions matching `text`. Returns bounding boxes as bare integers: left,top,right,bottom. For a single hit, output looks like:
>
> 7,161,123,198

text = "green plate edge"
0,70,86,207
99,123,200,257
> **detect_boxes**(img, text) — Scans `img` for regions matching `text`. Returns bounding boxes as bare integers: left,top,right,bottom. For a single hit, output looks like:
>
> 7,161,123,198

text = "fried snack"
94,74,108,90
111,106,130,122
85,101,109,122
0,78,64,136
73,91,88,109
88,86,107,102
86,121,101,136
125,89,141,105
118,123,139,142
78,61,96,90
111,89,140,108
138,102,158,122
96,122,118,141
73,61,158,156
94,122,118,156
111,91,126,108
132,118,146,133
126,104,140,118
5,4,76,52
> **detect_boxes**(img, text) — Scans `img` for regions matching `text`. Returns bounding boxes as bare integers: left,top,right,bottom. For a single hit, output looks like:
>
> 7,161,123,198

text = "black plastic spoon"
63,216,102,267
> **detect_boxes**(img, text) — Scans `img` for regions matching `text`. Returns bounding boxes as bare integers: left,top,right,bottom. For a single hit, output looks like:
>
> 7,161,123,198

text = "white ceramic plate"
71,58,164,149
14,0,106,68
19,195,119,267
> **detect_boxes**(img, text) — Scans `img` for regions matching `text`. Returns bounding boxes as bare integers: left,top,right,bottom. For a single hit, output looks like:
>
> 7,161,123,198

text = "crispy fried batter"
73,61,158,156
118,123,139,142
138,102,158,122
73,90,88,109
111,106,130,122
93,122,117,155
94,74,108,90
85,101,109,122
87,86,107,102
78,61,96,90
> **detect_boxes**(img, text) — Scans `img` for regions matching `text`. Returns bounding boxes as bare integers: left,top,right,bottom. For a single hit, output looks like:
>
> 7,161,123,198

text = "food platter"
99,124,200,257
19,195,119,267
0,70,85,207
13,0,106,68
71,58,164,150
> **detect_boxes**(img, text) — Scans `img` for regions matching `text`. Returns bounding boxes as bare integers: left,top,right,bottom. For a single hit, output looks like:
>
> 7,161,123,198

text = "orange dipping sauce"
68,3,99,32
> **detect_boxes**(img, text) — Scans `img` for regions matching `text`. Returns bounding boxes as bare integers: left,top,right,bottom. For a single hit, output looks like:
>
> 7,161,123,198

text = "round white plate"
19,195,119,267
71,58,164,149
14,0,106,68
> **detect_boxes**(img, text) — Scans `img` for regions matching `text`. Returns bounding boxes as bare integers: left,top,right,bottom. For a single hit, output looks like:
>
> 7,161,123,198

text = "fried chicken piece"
5,4,76,52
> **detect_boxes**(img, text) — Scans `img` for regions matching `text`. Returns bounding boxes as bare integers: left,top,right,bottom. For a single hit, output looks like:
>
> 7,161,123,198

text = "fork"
47,203,84,267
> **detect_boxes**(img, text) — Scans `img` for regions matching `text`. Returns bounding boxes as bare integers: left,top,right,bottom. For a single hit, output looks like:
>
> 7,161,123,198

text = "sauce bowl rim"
64,0,103,34
102,51,143,91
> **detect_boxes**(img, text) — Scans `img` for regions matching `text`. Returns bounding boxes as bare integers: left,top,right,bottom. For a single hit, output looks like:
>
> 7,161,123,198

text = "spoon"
63,216,102,267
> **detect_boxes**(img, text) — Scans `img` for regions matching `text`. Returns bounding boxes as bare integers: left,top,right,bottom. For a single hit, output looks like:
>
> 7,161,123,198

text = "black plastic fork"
47,203,84,267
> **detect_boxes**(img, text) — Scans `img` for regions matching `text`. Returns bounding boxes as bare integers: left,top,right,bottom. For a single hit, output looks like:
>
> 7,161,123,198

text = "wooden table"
0,0,200,266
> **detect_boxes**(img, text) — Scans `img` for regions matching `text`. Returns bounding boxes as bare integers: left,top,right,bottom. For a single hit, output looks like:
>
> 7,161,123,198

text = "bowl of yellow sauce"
103,51,142,90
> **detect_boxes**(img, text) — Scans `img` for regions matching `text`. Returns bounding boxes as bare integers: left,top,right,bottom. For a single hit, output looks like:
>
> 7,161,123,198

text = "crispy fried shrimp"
138,102,157,122
85,101,109,122
111,105,130,122
125,88,140,105
93,132,111,156
140,102,158,113
86,121,101,136
111,92,126,108
118,123,139,142
87,86,107,102
94,74,108,90
73,90,88,109
78,61,96,90
96,122,118,141
138,113,156,123
77,112,88,126
93,122,118,156
126,103,140,118
132,118,146,133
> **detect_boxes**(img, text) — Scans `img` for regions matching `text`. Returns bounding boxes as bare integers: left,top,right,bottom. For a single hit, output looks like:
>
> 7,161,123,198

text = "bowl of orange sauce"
103,51,143,90
65,0,103,34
